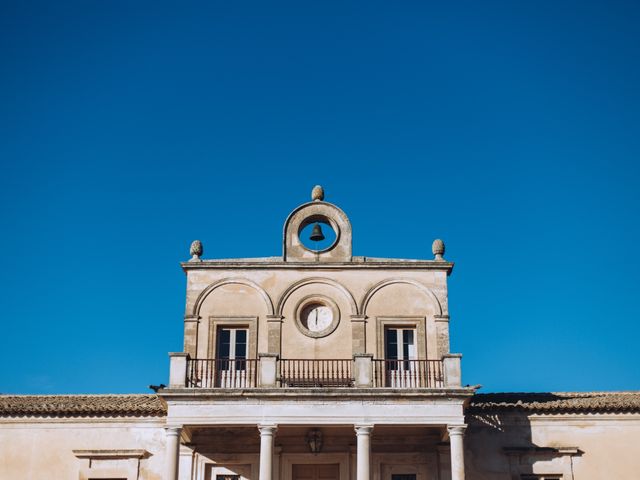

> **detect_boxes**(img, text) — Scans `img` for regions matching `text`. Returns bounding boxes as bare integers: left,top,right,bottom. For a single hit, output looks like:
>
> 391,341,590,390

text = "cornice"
159,387,475,401
182,259,454,274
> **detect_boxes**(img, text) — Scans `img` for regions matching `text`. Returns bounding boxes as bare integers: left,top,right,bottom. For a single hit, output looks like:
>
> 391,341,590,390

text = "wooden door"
292,463,340,480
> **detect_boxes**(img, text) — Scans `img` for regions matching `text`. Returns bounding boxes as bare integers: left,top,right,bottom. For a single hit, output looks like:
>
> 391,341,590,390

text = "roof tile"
0,394,166,417
469,392,640,414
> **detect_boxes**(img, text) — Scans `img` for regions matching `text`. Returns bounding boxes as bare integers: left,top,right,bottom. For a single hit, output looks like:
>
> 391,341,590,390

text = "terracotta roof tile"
469,392,640,414
0,394,166,418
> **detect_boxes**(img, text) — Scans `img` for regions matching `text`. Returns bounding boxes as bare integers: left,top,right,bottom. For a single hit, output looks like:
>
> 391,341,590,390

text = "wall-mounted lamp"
306,429,323,454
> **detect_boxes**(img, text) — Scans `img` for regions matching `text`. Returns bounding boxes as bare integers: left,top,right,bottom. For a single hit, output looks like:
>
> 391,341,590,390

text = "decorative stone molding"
311,185,325,201
207,316,258,359
432,239,445,261
258,424,278,434
503,446,582,480
73,449,150,459
354,424,374,435
375,316,427,359
75,449,149,480
447,424,467,437
189,240,203,261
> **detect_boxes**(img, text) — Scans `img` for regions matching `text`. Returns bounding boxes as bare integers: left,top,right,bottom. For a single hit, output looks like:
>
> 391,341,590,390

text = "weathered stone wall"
0,418,166,480
183,267,450,361
3,411,640,479
465,412,640,479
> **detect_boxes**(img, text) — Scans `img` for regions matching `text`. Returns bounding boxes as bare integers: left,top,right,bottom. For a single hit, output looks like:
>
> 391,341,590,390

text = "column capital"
165,426,182,437
258,424,278,435
184,315,200,323
447,424,467,436
354,424,374,435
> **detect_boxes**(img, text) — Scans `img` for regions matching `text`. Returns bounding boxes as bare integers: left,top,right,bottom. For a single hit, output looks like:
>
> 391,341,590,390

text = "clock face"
301,303,334,332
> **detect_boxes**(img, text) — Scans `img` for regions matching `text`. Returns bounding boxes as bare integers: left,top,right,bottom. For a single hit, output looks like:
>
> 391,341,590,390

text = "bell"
309,223,325,242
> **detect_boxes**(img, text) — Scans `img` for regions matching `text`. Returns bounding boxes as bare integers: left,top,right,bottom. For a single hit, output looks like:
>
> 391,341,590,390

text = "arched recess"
276,277,359,316
192,278,275,317
360,278,443,317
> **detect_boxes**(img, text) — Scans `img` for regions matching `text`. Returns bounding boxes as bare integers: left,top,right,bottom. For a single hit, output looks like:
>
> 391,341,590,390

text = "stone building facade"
1,187,639,480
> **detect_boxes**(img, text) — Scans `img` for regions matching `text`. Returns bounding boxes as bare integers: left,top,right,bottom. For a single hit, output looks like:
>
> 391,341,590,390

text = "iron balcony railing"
373,359,444,388
184,357,445,389
187,358,259,388
279,359,353,387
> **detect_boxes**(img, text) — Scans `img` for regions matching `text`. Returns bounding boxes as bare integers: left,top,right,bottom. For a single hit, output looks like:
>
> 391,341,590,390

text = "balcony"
169,353,462,389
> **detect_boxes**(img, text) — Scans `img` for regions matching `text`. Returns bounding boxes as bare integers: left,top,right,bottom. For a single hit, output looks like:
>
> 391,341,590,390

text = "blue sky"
1,0,639,394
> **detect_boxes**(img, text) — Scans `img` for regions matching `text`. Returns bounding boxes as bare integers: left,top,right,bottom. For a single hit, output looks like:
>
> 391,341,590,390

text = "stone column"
434,314,450,357
183,315,200,357
447,425,467,480
258,424,277,480
178,444,195,480
355,424,373,480
350,314,367,354
266,315,284,355
165,426,182,480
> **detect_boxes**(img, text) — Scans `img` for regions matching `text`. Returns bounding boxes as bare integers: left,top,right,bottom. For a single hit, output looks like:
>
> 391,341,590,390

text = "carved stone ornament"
432,239,445,260
189,240,203,261
311,185,325,201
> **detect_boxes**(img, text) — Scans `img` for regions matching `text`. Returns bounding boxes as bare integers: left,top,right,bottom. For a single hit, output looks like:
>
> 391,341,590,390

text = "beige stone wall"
3,412,640,479
0,418,166,480
465,412,640,479
184,267,450,360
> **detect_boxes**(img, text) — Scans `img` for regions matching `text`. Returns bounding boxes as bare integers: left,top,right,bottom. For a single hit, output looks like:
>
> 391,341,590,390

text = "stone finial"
189,240,203,261
432,239,445,261
311,185,324,201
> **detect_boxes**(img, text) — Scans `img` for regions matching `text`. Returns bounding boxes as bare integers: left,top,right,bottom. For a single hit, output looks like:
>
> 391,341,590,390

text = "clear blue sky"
1,0,639,394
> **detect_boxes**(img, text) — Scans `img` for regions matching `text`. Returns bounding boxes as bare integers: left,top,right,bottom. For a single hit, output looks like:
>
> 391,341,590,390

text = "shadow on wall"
465,393,583,480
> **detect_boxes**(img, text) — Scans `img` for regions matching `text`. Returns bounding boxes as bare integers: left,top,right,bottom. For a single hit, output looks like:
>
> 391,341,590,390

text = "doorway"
292,464,340,480
216,327,249,387
384,327,418,387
